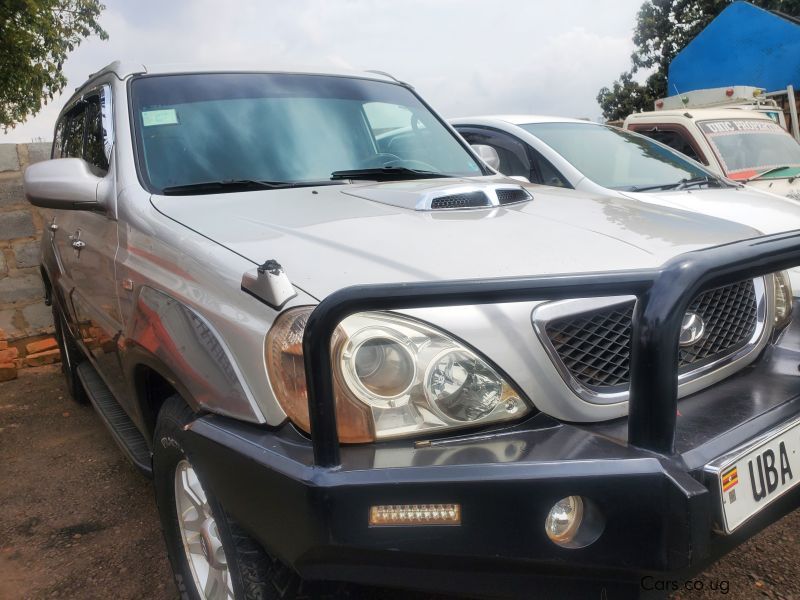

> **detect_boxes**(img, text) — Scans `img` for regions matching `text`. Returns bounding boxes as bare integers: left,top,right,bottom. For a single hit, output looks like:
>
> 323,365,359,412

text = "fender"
122,286,265,425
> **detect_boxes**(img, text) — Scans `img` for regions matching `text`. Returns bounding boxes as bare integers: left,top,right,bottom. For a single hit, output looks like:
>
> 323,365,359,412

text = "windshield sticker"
699,120,782,136
142,108,179,127
698,119,800,178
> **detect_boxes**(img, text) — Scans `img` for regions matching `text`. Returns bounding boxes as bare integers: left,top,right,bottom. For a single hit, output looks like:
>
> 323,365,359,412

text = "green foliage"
0,0,107,130
597,0,800,120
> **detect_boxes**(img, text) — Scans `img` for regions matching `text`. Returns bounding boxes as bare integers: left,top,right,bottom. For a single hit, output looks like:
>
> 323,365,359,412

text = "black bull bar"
302,230,800,468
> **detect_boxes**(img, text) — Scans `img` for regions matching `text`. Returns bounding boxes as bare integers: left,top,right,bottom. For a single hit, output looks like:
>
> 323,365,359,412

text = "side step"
76,362,152,477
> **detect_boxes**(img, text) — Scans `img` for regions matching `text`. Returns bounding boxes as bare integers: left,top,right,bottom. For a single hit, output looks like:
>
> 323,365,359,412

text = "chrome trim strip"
531,277,770,405
704,413,800,534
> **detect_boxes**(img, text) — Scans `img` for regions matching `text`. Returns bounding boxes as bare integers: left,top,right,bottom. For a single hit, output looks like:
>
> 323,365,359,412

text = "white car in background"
451,115,800,288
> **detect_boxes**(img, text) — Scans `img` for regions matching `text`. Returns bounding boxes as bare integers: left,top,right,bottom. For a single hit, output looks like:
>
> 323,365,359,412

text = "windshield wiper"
330,166,450,181
742,166,791,182
674,175,723,190
160,179,339,195
627,182,681,192
628,175,723,193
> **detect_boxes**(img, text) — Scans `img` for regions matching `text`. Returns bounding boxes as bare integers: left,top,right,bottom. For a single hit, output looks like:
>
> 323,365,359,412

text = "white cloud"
2,0,641,142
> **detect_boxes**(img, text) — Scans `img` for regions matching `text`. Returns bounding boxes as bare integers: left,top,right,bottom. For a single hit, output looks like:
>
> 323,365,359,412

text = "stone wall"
0,142,53,341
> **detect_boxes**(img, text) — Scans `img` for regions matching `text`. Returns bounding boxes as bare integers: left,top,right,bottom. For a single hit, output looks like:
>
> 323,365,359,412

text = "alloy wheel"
174,460,233,599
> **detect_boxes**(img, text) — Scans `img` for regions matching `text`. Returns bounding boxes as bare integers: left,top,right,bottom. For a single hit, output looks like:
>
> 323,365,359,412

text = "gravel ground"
1,365,799,599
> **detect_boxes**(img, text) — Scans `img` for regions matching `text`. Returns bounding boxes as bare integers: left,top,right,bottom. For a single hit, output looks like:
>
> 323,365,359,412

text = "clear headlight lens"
774,271,793,330
266,308,529,443
425,349,523,422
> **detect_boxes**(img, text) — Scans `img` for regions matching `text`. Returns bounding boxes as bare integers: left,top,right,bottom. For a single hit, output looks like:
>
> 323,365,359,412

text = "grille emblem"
679,312,706,347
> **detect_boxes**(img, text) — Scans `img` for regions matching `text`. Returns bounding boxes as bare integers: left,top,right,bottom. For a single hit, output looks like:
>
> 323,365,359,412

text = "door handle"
69,229,84,251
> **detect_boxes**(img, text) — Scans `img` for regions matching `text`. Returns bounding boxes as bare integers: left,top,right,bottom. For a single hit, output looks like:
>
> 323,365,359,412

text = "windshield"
697,119,800,180
518,122,709,191
129,73,483,193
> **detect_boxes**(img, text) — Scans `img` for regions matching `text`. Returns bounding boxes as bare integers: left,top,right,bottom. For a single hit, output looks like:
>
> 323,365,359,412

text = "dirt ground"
1,366,799,600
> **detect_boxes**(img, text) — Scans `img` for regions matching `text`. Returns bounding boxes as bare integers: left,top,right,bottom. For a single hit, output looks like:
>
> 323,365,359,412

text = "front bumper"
184,319,800,598
188,232,800,597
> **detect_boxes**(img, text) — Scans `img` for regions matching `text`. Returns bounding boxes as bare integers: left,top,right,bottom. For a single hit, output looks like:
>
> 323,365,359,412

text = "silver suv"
24,62,800,599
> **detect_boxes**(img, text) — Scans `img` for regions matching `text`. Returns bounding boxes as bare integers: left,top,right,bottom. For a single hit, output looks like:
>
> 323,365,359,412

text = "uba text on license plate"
717,420,800,532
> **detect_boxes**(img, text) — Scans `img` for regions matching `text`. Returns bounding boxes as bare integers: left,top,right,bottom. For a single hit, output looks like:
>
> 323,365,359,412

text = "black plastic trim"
76,361,152,476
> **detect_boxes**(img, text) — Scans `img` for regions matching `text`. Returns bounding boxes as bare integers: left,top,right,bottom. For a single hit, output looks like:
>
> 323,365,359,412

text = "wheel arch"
129,354,187,443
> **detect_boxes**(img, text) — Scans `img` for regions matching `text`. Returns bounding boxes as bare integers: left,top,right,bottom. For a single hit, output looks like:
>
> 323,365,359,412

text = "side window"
52,119,66,159
632,126,703,163
83,94,109,173
51,86,112,171
61,106,86,159
456,127,531,179
362,102,477,175
526,146,571,188
364,102,430,161
363,102,421,136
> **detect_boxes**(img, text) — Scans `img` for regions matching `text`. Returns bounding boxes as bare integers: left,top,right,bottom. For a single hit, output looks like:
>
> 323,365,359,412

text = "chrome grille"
544,279,759,390
678,279,758,365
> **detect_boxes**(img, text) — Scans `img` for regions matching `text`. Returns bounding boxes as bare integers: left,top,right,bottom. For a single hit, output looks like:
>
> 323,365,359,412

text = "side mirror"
471,144,501,171
23,158,103,210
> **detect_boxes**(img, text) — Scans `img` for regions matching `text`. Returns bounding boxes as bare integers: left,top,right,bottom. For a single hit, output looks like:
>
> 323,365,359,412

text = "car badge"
679,311,706,347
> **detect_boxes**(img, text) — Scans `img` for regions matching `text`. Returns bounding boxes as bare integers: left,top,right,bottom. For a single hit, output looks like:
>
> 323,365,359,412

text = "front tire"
153,396,312,599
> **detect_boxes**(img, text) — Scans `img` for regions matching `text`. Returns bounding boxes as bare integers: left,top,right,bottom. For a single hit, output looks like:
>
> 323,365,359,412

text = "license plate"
716,419,800,533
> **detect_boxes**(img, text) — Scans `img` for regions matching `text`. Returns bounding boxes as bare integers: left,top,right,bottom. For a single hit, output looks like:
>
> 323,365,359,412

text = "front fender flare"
122,286,265,424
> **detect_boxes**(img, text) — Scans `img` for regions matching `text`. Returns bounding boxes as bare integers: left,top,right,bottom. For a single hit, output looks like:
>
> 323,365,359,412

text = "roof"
81,60,402,87
668,2,800,93
626,107,775,122
450,114,589,125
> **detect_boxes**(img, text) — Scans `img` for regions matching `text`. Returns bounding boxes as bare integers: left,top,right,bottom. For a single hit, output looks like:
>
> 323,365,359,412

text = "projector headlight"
266,308,529,442
774,271,793,330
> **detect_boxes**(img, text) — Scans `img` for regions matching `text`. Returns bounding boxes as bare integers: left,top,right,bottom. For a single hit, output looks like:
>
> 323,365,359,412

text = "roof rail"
364,69,413,88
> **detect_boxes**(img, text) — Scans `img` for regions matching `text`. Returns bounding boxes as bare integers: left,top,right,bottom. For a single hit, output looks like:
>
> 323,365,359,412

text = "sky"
2,0,644,143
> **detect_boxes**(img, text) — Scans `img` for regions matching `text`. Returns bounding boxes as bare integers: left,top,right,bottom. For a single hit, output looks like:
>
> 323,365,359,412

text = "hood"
621,186,800,237
744,177,800,201
151,179,761,300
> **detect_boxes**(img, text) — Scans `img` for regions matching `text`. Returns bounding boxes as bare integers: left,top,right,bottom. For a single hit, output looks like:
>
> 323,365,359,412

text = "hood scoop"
342,180,532,211
430,191,492,209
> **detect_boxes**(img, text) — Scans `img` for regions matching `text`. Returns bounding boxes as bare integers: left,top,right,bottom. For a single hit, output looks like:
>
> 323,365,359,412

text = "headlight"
774,271,793,330
266,308,530,442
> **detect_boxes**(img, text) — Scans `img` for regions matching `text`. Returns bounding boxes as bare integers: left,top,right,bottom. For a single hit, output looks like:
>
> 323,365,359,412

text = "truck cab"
625,106,800,201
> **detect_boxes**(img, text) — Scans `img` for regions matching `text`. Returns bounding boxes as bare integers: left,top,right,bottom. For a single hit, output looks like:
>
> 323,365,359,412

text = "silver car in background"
21,63,800,599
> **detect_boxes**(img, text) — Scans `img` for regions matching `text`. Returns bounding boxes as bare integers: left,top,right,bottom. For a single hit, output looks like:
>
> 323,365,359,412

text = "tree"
0,0,107,130
597,0,800,120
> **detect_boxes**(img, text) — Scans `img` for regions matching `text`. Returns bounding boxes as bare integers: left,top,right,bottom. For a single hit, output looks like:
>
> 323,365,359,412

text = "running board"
76,362,152,477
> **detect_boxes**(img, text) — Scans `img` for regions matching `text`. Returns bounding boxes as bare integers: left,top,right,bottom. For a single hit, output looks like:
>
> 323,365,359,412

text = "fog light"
369,504,461,526
545,496,584,544
544,496,605,548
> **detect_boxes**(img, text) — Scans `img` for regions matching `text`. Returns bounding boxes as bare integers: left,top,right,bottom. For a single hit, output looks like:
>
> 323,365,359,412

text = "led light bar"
369,503,461,526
